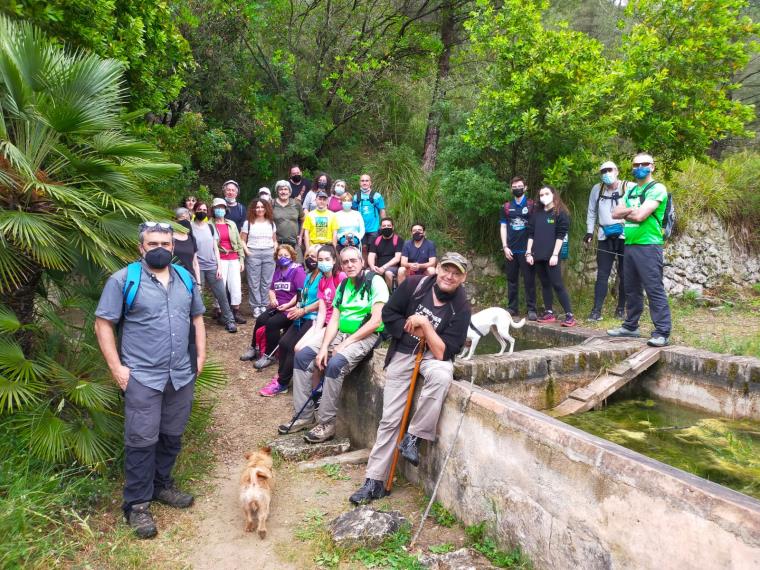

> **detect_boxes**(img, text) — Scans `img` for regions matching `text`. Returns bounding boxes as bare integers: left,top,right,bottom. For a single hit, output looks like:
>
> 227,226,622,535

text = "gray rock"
419,548,497,569
268,434,350,461
329,506,407,548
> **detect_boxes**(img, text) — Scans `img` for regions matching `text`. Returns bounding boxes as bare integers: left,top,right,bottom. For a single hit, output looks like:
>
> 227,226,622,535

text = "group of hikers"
502,151,672,347
94,151,673,538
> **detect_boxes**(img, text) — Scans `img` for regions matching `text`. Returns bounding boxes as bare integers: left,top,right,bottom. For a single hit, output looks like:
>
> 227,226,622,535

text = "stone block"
329,506,406,548
419,547,496,569
268,434,350,461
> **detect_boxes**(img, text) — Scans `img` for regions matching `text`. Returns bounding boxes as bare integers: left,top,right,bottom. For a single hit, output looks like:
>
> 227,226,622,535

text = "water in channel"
562,389,760,500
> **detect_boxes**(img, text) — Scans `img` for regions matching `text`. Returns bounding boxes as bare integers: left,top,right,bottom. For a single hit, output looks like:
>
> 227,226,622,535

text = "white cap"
599,161,617,171
258,187,271,196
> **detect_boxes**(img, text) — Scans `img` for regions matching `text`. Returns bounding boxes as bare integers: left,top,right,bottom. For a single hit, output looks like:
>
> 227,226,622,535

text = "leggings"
276,319,315,387
534,260,573,314
252,310,294,354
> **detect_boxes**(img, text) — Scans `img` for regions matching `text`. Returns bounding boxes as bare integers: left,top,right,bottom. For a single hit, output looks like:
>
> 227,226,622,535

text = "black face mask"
512,188,525,198
178,219,192,231
380,227,394,238
304,257,318,272
318,181,327,189
145,247,172,270
433,283,456,301
291,175,302,183
195,211,207,221
413,232,424,242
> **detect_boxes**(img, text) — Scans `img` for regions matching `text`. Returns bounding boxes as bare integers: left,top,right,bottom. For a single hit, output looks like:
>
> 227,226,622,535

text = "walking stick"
385,339,426,493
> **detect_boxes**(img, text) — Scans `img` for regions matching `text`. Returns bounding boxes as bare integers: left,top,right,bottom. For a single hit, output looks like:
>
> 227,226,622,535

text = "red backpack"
374,234,399,248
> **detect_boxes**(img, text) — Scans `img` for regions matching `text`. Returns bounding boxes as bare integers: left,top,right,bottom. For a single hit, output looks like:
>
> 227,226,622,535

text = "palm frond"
69,422,117,467
0,304,21,334
64,380,117,412
0,209,71,271
26,408,71,463
0,240,34,293
0,139,35,180
196,360,227,394
0,373,42,412
0,338,49,384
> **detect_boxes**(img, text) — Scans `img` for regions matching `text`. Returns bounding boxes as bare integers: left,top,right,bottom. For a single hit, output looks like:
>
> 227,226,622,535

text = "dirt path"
178,318,461,569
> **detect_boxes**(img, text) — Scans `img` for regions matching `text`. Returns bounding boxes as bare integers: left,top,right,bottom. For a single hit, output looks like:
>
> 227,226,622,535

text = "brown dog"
239,446,274,538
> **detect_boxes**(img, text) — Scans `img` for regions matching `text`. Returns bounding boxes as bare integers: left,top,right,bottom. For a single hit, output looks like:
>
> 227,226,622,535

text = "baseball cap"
440,252,470,274
212,197,227,208
599,161,617,171
258,187,271,196
316,190,329,198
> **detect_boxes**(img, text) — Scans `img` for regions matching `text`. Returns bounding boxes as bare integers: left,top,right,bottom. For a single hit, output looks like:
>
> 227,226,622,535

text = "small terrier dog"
459,307,526,360
239,446,274,538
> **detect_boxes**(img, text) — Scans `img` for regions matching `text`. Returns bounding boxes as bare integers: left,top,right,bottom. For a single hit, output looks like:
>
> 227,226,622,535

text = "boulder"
268,433,350,461
329,506,407,548
419,547,497,569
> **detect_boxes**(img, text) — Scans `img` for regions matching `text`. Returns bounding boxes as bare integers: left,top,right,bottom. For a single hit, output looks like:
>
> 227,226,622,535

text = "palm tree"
0,15,224,467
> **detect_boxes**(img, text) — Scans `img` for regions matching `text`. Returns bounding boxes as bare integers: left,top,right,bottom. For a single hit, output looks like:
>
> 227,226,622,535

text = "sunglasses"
140,221,173,231
600,168,614,173
633,162,652,167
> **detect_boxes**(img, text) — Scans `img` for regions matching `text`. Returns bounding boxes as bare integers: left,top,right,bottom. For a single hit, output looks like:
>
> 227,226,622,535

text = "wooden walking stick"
385,339,426,493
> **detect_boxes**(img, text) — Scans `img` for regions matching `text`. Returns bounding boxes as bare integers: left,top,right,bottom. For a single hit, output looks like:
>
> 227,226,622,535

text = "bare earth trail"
178,318,460,569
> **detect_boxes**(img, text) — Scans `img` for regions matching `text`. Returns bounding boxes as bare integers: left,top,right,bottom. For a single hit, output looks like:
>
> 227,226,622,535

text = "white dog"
459,307,526,360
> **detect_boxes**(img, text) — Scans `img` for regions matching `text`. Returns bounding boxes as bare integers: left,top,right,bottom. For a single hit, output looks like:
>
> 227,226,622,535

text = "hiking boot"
537,311,556,323
225,321,238,333
278,416,316,435
126,502,157,539
527,310,538,322
507,308,519,318
240,346,259,362
154,484,194,508
233,310,247,325
260,377,288,397
647,335,669,347
614,307,626,320
304,422,336,443
587,310,603,322
349,479,388,505
253,355,276,370
398,433,420,467
607,326,640,338
561,314,577,327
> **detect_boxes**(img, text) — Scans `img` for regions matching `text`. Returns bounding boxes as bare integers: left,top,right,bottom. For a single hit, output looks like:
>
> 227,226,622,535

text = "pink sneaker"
259,376,288,397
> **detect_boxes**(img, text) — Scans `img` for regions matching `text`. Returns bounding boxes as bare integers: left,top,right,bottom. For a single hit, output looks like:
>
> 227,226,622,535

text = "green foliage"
667,152,760,248
618,0,757,166
321,463,350,481
430,501,457,527
353,525,422,569
428,543,455,554
1,0,193,111
465,522,532,569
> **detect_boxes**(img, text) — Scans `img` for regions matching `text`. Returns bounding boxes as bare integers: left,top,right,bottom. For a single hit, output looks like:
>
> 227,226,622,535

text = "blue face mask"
318,261,334,274
341,201,352,211
632,166,652,180
601,173,616,185
214,208,226,218
278,256,291,267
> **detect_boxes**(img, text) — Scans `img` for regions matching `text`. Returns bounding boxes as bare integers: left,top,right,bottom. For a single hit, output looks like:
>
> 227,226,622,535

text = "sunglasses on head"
140,221,173,231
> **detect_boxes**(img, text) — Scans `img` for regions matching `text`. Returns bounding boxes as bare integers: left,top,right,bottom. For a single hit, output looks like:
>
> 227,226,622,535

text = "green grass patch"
353,525,422,569
430,501,457,528
321,463,351,481
465,522,532,569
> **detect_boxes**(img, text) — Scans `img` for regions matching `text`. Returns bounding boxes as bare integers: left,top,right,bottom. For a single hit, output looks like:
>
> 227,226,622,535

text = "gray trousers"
292,330,378,425
201,268,234,325
366,352,453,481
245,248,275,312
623,244,672,338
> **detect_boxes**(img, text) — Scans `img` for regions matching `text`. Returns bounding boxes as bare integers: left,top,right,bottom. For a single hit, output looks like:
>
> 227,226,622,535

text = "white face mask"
540,194,553,206
334,185,346,196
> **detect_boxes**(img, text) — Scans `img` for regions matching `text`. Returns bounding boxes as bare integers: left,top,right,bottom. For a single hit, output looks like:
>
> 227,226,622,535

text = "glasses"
600,168,614,173
633,162,652,167
140,221,173,231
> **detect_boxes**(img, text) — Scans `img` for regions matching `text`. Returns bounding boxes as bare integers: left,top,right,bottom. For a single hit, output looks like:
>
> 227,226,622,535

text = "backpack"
374,234,399,248
638,182,676,239
353,191,382,215
122,262,195,314
502,198,534,223
335,270,377,309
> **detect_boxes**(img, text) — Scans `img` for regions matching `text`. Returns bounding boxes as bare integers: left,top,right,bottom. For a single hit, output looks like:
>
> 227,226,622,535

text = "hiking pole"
385,339,426,494
285,377,324,433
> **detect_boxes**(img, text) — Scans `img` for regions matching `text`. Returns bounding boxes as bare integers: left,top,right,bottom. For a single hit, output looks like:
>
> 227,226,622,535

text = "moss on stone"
702,358,718,375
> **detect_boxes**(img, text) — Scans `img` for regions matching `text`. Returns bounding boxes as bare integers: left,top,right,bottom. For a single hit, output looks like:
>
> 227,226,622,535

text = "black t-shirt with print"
397,287,450,354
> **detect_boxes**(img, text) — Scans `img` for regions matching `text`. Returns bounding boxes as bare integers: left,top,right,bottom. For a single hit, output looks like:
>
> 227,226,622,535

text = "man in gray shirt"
95,223,206,539
584,161,633,321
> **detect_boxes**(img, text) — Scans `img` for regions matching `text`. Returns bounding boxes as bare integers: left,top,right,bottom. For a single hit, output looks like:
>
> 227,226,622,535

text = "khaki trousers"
365,351,453,481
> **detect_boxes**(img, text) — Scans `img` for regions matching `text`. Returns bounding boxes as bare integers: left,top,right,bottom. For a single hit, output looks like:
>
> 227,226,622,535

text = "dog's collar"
468,322,485,337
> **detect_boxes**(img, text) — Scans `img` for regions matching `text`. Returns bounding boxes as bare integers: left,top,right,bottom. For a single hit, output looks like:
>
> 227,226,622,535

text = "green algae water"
562,396,760,500
473,335,550,355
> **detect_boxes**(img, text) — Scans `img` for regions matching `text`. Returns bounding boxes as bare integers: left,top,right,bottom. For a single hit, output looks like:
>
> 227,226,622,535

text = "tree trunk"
422,8,456,174
1,264,43,354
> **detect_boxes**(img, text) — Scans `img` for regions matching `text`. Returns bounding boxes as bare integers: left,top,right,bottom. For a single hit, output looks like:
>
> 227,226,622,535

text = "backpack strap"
637,181,658,204
374,235,382,247
123,262,143,314
171,263,195,294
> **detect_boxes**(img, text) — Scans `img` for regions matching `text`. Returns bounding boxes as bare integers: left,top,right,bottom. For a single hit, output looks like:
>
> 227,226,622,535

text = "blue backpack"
122,261,194,314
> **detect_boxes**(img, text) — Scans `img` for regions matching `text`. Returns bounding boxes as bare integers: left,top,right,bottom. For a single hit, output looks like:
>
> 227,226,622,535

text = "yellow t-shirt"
303,209,338,244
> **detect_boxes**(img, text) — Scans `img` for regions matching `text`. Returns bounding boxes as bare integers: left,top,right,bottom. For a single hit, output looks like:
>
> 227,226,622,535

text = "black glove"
583,233,593,244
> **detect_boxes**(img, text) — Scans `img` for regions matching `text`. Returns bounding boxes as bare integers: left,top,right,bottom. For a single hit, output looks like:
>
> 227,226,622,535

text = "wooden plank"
551,347,662,417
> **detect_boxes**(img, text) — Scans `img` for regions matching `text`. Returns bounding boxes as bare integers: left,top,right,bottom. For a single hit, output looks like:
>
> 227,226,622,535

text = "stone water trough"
336,323,760,570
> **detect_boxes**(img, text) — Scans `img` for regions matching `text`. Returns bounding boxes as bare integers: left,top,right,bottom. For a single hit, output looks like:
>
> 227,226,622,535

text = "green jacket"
215,218,247,258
